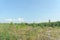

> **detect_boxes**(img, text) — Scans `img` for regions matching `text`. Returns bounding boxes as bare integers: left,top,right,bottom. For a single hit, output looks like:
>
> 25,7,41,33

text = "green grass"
0,23,60,40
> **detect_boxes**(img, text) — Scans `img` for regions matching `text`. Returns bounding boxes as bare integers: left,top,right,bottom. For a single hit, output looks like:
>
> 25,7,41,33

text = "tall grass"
0,22,60,40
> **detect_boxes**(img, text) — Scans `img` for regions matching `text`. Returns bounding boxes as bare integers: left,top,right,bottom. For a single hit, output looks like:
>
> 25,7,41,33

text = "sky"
0,0,60,23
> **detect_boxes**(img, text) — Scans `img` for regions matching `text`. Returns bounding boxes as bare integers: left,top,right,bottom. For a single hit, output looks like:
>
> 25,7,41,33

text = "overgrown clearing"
0,21,60,40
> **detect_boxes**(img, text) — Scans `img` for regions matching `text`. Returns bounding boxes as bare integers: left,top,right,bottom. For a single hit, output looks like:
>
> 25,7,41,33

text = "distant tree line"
9,20,60,27
23,20,60,27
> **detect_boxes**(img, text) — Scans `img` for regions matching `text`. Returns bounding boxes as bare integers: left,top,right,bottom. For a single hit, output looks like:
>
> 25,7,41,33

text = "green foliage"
0,21,60,40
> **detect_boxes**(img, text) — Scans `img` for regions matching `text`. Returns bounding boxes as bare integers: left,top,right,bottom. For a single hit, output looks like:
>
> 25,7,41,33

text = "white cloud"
18,18,24,22
4,18,25,23
5,18,13,23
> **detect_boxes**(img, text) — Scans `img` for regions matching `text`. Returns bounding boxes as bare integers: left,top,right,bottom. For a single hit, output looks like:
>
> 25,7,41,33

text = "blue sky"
0,0,60,23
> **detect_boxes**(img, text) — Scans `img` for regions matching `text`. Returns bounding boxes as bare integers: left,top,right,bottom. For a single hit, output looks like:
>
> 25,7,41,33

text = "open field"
0,22,60,40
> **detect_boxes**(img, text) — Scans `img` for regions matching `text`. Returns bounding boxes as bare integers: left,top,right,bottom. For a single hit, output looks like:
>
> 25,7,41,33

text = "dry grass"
0,24,60,40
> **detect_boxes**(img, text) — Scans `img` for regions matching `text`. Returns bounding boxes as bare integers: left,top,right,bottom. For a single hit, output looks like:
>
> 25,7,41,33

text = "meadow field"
0,22,60,40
